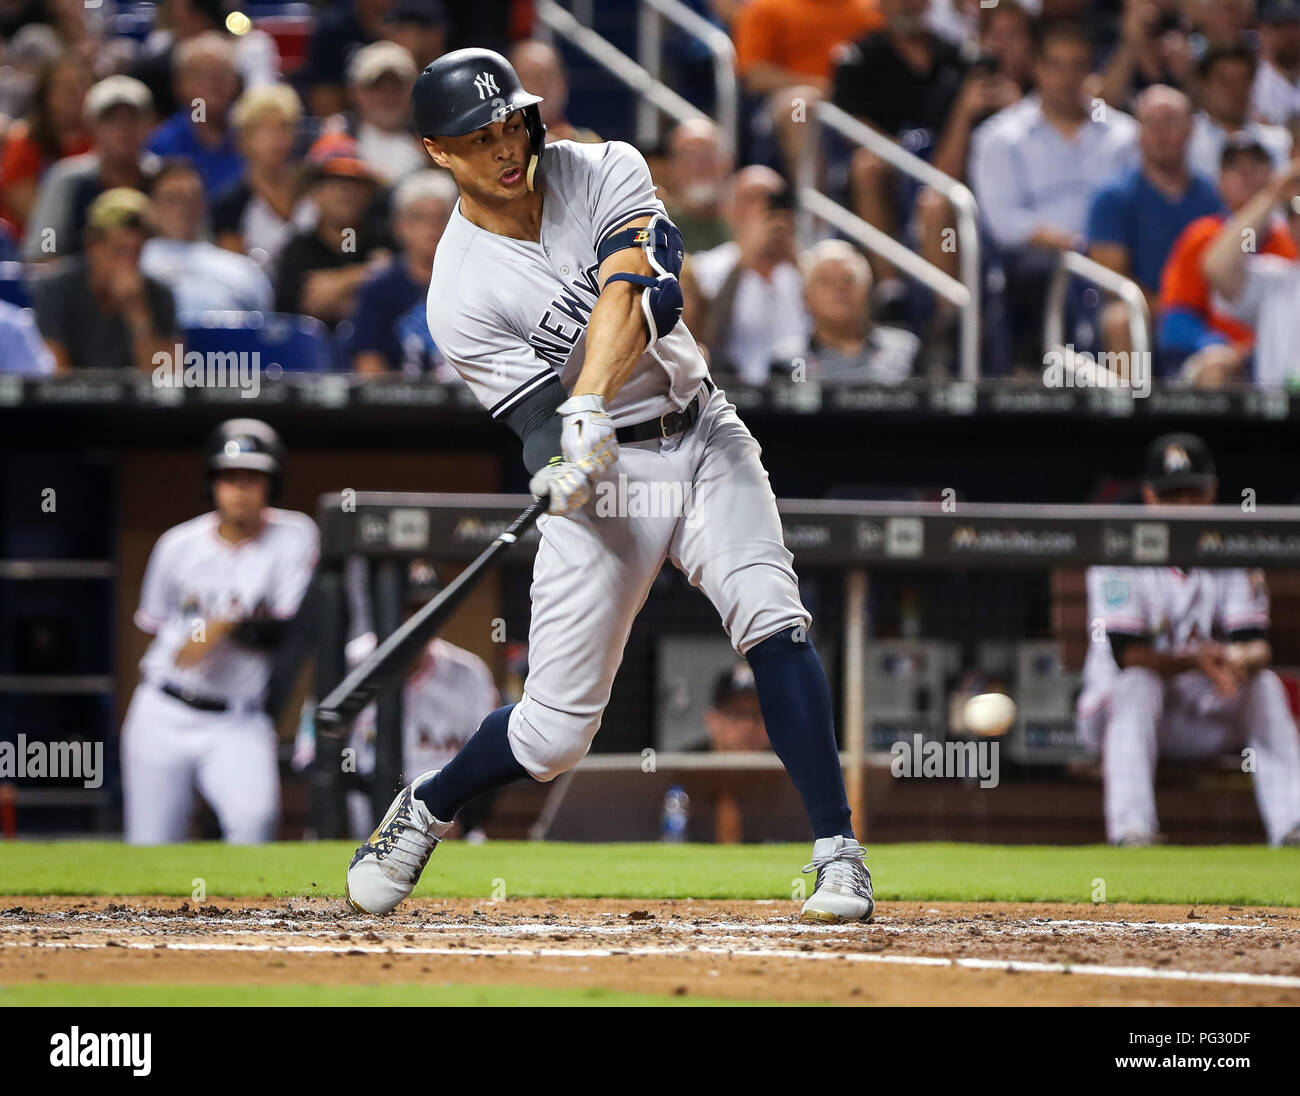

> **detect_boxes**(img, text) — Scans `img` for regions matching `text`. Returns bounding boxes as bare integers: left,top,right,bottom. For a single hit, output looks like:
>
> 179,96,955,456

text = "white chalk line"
9,937,1300,990
0,915,1273,938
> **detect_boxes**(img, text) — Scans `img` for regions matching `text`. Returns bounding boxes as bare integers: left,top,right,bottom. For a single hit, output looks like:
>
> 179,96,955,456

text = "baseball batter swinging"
346,49,873,922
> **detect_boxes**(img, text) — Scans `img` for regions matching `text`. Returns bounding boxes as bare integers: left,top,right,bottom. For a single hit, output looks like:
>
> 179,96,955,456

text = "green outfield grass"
0,983,764,1007
1,841,1297,906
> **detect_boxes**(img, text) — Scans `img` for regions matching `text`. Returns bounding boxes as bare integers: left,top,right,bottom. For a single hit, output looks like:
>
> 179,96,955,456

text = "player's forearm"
1118,644,1197,678
1228,639,1271,676
571,281,647,401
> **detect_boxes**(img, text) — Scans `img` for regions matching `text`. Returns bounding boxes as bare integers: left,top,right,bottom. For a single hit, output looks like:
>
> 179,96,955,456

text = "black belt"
615,378,714,444
159,682,257,714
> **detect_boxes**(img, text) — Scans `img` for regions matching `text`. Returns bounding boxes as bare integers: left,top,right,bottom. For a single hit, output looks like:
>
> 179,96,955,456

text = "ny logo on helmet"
474,71,500,100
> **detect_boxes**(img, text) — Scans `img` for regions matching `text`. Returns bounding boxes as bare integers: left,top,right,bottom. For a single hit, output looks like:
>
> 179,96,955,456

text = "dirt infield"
3,896,1299,1005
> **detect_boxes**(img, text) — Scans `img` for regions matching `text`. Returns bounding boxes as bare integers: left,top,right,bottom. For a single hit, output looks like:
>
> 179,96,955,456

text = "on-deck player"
325,560,501,841
346,48,874,921
121,419,319,844
1077,433,1300,846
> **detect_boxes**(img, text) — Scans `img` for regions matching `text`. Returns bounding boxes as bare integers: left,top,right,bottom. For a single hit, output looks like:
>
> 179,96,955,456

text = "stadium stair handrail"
797,100,982,382
535,0,711,132
635,0,739,150
1043,249,1152,374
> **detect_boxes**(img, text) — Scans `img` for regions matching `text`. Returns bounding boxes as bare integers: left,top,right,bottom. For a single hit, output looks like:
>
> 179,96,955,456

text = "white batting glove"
558,394,618,473
530,460,592,516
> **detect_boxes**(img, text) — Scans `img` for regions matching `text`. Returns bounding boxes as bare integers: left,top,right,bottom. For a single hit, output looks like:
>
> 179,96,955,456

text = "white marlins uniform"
122,509,319,844
1077,566,1300,844
339,635,498,837
427,139,809,781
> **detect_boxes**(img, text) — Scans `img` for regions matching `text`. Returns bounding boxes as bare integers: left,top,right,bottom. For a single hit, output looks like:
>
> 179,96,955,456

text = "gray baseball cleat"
346,770,452,915
800,835,875,923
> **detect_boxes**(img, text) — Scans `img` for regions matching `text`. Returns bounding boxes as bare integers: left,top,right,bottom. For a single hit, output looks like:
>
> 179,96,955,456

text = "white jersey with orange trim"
135,508,320,704
349,637,499,781
1075,566,1300,846
1080,567,1270,708
123,506,318,846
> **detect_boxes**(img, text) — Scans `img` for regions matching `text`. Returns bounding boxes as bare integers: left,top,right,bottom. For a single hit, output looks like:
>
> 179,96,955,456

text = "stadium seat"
182,311,334,372
252,4,316,77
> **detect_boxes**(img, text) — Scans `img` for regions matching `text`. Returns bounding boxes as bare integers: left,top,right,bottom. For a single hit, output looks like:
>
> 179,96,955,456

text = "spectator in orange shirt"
1159,133,1299,386
732,0,883,175
0,50,92,238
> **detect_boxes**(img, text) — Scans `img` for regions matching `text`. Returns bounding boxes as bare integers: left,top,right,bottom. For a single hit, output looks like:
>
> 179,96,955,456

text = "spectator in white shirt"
141,159,272,324
969,19,1139,358
683,166,808,384
1188,44,1293,180
1203,157,1300,389
1252,0,1300,131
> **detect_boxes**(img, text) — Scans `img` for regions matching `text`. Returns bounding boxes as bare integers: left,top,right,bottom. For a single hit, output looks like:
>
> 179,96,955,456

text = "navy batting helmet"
206,418,284,500
411,47,546,189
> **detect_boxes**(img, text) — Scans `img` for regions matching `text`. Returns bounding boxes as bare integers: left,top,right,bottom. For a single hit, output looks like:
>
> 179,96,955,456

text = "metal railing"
636,0,739,150
797,100,982,381
1043,250,1151,362
535,0,709,133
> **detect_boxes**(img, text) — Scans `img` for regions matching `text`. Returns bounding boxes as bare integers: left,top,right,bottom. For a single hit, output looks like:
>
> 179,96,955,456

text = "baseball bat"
314,499,544,730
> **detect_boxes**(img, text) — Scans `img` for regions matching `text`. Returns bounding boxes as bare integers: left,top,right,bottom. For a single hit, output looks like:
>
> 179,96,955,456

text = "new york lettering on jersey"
426,139,706,427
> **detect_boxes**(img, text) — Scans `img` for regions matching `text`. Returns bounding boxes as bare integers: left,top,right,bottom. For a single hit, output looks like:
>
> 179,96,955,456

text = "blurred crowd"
1,0,1299,387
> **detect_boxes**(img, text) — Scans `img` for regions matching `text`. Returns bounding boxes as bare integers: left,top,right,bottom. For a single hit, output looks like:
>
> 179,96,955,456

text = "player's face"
704,693,767,752
424,113,532,203
214,470,270,526
1143,482,1216,507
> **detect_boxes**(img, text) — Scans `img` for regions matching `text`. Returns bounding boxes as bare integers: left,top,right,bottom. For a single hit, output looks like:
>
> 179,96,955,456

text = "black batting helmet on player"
411,47,546,189
206,418,284,500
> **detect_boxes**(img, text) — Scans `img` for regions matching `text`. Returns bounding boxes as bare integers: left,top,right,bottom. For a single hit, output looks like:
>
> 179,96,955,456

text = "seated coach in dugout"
689,665,772,844
1076,433,1300,847
32,187,179,371
702,665,770,754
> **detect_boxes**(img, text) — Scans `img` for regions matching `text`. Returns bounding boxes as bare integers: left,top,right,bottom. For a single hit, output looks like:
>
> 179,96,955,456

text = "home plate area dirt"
2,897,1299,1005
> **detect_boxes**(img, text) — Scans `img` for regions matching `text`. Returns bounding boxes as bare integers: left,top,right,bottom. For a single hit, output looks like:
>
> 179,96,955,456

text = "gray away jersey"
426,140,708,426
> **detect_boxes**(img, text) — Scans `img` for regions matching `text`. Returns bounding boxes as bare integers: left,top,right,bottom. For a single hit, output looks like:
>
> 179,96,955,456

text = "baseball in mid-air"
963,692,1017,737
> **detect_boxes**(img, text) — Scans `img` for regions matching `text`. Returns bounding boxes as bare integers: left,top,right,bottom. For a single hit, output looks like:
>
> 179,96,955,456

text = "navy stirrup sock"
414,704,529,822
746,627,853,840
